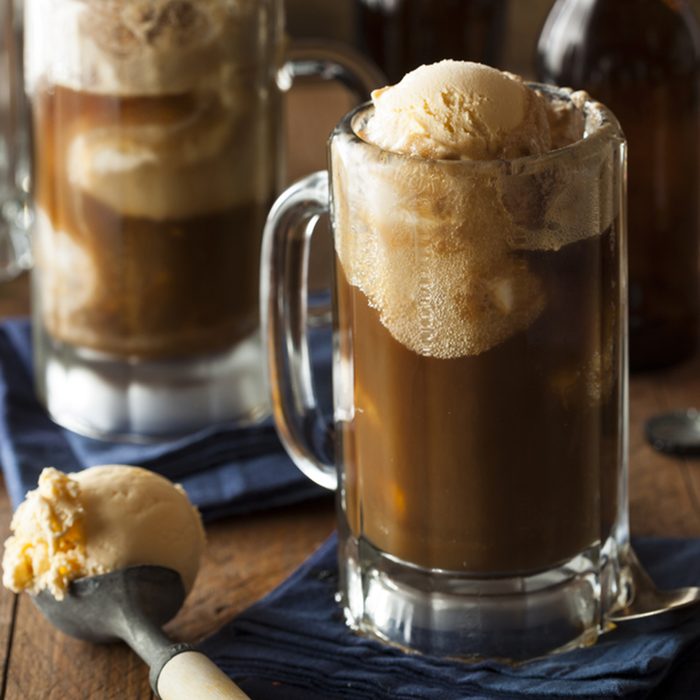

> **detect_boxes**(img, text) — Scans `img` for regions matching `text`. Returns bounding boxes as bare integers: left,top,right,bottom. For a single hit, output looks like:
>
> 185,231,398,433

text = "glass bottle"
356,0,508,84
537,0,700,371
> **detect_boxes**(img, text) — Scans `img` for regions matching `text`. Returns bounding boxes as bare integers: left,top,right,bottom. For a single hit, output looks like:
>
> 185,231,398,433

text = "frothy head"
25,0,264,95
362,61,553,160
332,71,621,360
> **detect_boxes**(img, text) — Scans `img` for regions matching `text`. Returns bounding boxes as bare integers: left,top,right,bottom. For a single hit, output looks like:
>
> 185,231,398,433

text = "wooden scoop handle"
157,651,251,700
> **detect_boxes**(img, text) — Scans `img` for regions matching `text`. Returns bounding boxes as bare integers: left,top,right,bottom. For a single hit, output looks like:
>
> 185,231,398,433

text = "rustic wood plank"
629,443,700,537
0,272,28,697
5,595,153,700
628,350,700,538
658,352,700,526
0,478,18,698
0,273,29,320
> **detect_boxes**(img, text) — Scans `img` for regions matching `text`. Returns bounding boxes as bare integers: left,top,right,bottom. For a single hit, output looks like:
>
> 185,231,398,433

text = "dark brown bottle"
356,0,508,84
537,0,700,371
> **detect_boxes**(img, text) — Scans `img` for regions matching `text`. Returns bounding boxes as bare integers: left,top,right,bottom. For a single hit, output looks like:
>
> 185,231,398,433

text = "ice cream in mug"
2,466,205,599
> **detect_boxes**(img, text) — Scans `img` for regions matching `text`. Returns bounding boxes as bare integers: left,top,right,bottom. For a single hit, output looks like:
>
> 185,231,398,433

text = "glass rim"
332,82,625,173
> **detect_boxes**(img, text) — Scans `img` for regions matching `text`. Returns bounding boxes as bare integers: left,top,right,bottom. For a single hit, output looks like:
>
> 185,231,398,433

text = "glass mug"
25,0,380,440
262,86,630,659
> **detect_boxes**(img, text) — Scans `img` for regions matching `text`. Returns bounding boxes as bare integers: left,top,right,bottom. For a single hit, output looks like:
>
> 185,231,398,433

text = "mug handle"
260,171,336,490
283,39,385,104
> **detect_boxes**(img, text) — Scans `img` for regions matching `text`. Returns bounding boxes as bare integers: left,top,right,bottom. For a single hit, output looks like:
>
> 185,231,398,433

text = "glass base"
339,533,601,662
600,530,629,629
36,330,270,442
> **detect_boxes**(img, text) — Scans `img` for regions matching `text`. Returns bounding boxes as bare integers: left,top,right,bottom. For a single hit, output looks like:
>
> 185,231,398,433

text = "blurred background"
286,0,538,78
287,0,700,371
286,0,700,78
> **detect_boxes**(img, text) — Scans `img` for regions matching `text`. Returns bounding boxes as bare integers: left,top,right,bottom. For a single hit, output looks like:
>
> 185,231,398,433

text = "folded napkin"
0,319,329,518
200,534,700,700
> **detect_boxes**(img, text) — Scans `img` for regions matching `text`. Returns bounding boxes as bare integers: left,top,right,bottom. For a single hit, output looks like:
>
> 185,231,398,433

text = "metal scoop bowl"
35,566,250,700
608,546,700,631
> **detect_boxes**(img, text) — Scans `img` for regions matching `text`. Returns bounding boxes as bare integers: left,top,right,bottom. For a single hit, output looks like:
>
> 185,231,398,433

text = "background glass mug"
25,0,380,440
261,86,629,660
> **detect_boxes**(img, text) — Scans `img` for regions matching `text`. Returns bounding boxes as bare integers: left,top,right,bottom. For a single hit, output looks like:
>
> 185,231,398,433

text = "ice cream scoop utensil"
608,547,700,631
35,565,250,700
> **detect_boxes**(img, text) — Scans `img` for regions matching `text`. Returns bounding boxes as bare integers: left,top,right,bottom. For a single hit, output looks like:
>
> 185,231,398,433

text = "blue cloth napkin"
0,318,329,519
201,534,700,700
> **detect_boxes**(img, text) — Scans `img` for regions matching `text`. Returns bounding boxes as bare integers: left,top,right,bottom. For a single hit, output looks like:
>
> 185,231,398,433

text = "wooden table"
0,85,699,697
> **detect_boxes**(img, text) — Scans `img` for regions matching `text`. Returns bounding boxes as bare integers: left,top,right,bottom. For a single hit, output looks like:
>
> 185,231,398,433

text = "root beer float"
262,60,628,657
330,62,623,575
26,0,280,438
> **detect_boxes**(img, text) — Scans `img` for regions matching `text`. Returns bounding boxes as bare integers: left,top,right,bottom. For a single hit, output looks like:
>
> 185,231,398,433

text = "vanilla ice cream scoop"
362,60,552,160
2,466,205,600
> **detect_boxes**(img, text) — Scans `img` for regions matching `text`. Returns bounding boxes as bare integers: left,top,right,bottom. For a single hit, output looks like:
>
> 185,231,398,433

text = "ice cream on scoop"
362,60,553,160
2,466,205,600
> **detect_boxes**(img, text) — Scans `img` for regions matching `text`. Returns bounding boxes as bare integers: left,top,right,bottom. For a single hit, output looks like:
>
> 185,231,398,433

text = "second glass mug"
262,85,632,660
25,0,380,440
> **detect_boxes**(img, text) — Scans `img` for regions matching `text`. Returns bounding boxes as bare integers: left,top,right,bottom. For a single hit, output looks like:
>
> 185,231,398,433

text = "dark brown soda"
335,228,619,575
537,0,700,371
